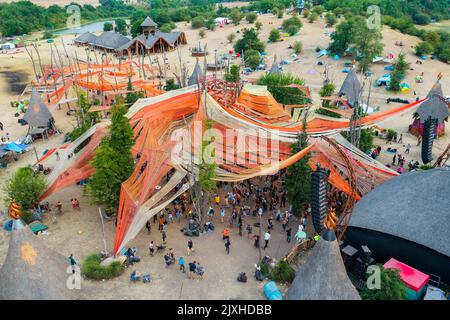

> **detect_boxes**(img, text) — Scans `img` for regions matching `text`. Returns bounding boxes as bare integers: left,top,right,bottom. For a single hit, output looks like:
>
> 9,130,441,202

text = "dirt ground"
0,12,449,299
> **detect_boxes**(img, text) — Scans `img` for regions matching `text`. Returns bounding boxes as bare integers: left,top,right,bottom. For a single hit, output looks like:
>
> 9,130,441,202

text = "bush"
227,33,236,43
413,13,431,25
282,16,302,31
269,28,281,42
277,9,284,19
246,12,257,24
312,6,324,15
415,41,434,56
199,29,206,38
82,254,123,280
255,21,263,30
245,50,261,69
234,28,265,54
286,25,299,36
191,16,205,29
302,10,309,19
268,259,296,283
42,31,54,40
325,13,337,27
160,22,176,33
293,41,302,54
437,48,450,63
308,12,319,23
103,22,113,32
387,129,396,141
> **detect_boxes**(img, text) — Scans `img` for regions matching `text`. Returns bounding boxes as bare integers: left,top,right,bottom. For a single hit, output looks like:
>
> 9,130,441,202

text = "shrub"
160,22,176,33
199,29,206,38
413,13,431,25
268,259,296,283
82,254,123,280
312,6,324,15
308,12,319,23
282,16,302,31
245,50,261,69
293,41,302,54
387,129,396,141
415,41,434,56
42,31,54,40
286,25,299,36
191,16,205,29
269,28,281,42
302,10,309,19
277,9,284,19
246,12,257,24
255,21,263,30
325,12,337,27
227,33,236,43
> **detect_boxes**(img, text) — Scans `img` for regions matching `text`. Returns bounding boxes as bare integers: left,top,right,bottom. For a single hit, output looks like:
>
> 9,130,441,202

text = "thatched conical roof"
23,88,53,128
285,236,361,300
0,222,78,300
415,82,449,124
338,68,361,106
268,56,281,74
140,17,158,28
188,61,204,86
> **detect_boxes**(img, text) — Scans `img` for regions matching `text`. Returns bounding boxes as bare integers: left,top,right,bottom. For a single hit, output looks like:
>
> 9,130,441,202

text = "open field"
418,20,450,33
0,12,449,299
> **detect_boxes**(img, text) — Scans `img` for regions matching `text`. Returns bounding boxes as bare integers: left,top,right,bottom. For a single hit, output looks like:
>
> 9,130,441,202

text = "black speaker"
341,245,358,272
311,166,329,234
360,245,372,264
421,117,438,164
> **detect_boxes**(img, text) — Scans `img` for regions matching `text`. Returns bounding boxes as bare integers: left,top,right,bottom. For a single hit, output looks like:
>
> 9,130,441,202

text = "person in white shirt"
263,231,271,249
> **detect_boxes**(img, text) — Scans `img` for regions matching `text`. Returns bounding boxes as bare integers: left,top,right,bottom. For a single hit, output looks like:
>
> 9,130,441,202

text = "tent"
0,220,78,300
285,231,361,300
376,74,391,86
1,42,15,50
188,61,204,86
400,83,411,93
2,142,28,153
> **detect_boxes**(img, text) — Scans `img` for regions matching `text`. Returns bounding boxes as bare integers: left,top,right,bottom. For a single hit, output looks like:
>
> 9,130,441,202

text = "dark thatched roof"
141,17,158,28
268,57,280,74
155,31,182,46
0,222,78,300
338,68,361,106
350,167,450,257
74,32,97,44
285,237,361,300
415,82,449,124
89,31,131,50
188,61,204,86
23,88,53,128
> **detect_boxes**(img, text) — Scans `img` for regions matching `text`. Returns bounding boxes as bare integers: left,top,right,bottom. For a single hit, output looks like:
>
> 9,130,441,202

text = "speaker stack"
353,245,375,280
311,166,330,234
421,117,438,164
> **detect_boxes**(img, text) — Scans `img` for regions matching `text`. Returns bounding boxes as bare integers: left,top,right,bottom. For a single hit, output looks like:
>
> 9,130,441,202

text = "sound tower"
311,165,330,234
421,117,438,164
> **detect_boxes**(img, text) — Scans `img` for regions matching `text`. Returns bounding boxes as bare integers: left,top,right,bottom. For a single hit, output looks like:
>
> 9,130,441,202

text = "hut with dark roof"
0,220,78,300
188,60,204,86
140,17,158,36
285,229,361,300
409,82,449,137
338,68,361,107
345,167,450,284
73,32,98,46
23,88,55,139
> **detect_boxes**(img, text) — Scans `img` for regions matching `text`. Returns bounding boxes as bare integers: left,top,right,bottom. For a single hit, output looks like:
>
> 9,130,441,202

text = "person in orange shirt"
223,228,230,240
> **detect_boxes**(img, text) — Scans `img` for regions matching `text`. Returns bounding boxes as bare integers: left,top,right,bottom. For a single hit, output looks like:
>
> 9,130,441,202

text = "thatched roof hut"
0,221,78,300
285,231,361,300
415,82,449,124
23,88,53,128
188,61,204,86
338,68,361,106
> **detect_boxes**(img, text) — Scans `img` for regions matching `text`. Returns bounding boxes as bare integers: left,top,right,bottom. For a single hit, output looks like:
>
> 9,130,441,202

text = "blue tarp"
420,55,428,60
263,281,283,300
317,50,329,58
341,68,350,73
3,142,28,153
384,65,394,71
333,54,340,61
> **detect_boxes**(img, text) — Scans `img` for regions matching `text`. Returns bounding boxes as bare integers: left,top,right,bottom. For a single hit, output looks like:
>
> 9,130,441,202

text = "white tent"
1,43,15,50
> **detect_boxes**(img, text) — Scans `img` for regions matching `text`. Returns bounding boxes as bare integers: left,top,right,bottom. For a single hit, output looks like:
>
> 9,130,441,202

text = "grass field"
418,20,450,33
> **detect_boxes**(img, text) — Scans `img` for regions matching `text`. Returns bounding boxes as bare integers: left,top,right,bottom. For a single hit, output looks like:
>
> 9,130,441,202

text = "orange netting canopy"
37,82,419,255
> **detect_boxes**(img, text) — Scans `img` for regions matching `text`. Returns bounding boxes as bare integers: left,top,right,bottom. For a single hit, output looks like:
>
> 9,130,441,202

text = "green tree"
325,12,337,27
245,50,261,69
126,79,139,106
234,28,265,54
3,167,47,211
160,23,175,33
360,265,408,300
103,22,113,32
191,16,205,29
319,82,336,107
114,18,127,35
269,28,281,42
88,100,134,211
352,20,384,74
282,16,302,30
293,41,303,54
328,17,361,55
312,5,324,15
415,41,434,56
424,31,441,48
389,70,402,92
246,12,257,24
437,48,450,63
393,53,410,74
230,8,242,26
257,73,309,105
225,64,240,83
164,78,181,91
285,116,311,216
286,25,299,36
308,12,319,23
255,21,263,30
41,31,54,40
